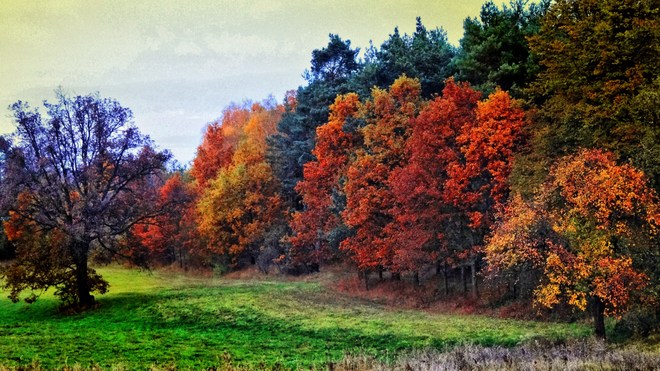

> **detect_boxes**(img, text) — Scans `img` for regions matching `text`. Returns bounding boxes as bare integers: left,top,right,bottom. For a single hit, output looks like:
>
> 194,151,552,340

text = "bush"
613,309,659,341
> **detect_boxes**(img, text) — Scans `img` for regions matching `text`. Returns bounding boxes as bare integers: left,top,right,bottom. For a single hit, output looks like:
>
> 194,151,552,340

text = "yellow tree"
197,101,286,269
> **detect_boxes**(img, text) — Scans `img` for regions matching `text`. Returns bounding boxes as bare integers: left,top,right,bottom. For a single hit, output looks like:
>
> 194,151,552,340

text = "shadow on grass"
0,282,591,369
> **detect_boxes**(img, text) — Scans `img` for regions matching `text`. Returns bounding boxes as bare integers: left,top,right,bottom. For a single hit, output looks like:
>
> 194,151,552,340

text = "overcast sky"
1,0,502,164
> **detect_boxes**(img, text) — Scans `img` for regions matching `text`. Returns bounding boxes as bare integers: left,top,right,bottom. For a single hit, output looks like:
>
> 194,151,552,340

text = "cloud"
1,0,501,162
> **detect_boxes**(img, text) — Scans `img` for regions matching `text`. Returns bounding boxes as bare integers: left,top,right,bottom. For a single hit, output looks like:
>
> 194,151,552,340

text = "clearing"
0,266,592,369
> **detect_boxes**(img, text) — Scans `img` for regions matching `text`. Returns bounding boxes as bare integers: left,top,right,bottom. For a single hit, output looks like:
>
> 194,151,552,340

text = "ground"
0,266,616,369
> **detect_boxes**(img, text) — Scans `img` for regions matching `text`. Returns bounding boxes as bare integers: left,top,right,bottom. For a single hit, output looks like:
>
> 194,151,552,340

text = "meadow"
0,266,601,369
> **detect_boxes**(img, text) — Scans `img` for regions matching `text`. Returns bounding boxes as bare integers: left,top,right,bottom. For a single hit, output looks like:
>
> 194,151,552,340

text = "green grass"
0,267,592,369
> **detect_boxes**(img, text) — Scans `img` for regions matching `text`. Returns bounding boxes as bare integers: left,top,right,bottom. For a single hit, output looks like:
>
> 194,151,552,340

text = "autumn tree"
288,93,360,269
341,76,422,280
0,91,170,309
131,173,201,268
197,101,286,270
449,88,528,289
387,81,526,291
522,0,660,193
486,149,659,337
388,79,480,287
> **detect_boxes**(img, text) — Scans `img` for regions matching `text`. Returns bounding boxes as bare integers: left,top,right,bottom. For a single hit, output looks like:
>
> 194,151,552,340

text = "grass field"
0,267,595,369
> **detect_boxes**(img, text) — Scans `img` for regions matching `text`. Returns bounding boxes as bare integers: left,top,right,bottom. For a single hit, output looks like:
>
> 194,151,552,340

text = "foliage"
486,149,660,337
0,91,170,308
196,102,286,269
525,0,660,191
454,0,549,96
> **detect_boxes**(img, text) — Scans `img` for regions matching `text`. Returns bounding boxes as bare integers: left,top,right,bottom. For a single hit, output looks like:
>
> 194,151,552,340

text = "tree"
386,79,479,288
268,35,361,209
288,93,360,269
355,18,455,98
341,76,422,277
486,149,659,337
448,88,527,240
131,172,200,268
305,34,360,83
0,91,170,309
197,102,286,270
191,105,249,190
454,0,549,96
523,0,660,192
387,81,526,291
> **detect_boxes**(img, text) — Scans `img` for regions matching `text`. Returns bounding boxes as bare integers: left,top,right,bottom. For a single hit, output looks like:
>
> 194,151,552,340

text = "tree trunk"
413,272,420,287
391,272,401,281
461,265,467,293
512,281,518,299
378,268,383,281
73,242,94,308
364,270,370,291
471,260,478,298
443,263,449,296
593,297,606,338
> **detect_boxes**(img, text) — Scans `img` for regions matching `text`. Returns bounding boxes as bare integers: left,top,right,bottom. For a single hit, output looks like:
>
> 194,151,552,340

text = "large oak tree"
0,91,170,309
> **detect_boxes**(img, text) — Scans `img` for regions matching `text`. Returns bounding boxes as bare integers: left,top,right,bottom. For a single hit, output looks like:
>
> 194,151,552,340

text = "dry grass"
334,339,660,370
2,339,657,370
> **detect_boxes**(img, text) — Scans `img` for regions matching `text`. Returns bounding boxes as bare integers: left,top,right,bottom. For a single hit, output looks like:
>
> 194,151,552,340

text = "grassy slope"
0,267,591,369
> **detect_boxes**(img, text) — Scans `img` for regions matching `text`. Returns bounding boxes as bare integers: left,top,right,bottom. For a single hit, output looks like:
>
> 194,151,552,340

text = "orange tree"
288,93,360,269
486,149,659,337
341,76,423,277
196,102,286,270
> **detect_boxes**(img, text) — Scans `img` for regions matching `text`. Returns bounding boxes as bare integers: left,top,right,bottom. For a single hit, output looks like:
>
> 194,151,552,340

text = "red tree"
289,93,360,268
388,79,481,284
131,173,201,268
445,88,527,292
341,76,422,278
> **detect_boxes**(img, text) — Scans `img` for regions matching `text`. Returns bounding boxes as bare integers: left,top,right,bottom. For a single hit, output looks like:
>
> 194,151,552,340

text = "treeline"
1,0,658,337
153,0,659,337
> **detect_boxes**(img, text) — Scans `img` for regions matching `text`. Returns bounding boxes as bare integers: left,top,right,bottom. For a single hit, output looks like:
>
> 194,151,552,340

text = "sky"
0,0,502,164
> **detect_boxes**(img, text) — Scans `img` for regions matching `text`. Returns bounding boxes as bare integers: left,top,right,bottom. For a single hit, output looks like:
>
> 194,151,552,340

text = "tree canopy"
0,91,170,309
